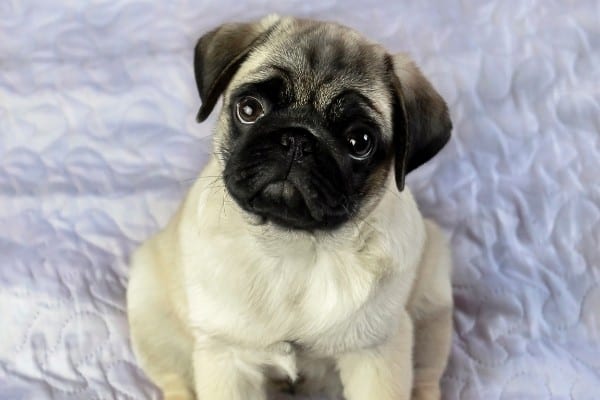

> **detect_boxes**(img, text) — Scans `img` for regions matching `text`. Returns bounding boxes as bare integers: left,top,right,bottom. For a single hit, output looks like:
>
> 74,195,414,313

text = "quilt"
1,0,599,399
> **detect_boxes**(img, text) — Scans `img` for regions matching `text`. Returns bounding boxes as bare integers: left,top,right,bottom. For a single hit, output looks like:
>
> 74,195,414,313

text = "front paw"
412,384,441,400
159,374,195,400
163,390,194,400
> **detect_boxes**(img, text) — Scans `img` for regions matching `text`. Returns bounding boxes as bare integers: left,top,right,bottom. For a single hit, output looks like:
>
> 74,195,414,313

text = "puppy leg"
157,375,195,400
410,307,452,400
128,246,195,399
129,311,194,400
408,220,453,400
336,312,413,400
193,341,267,400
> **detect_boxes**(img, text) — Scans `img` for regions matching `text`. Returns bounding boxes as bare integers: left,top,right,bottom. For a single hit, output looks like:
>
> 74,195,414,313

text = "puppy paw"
159,374,195,400
412,384,441,400
163,391,194,400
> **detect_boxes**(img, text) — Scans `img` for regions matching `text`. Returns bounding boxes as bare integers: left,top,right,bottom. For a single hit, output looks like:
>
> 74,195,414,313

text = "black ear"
194,16,280,122
387,54,452,191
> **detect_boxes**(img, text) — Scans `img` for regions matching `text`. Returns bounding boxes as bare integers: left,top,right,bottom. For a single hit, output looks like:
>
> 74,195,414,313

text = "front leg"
193,340,267,400
336,311,413,400
408,220,453,400
410,305,452,400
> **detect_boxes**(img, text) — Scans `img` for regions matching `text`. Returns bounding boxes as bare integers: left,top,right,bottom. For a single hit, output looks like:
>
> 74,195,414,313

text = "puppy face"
194,16,452,230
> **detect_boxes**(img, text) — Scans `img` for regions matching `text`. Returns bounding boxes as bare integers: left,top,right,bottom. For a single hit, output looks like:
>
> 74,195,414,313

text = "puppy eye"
236,96,265,124
346,129,374,160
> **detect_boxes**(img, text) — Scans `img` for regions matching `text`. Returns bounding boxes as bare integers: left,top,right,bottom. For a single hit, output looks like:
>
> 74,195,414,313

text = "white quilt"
1,0,599,399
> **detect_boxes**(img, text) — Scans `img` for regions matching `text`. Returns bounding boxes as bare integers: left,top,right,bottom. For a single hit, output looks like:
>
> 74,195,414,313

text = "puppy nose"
280,130,314,158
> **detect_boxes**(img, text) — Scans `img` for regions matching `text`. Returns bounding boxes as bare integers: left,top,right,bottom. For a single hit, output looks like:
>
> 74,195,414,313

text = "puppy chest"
187,248,399,349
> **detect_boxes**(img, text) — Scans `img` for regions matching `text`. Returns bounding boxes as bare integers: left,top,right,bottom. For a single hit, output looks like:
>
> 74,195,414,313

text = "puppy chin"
232,191,344,231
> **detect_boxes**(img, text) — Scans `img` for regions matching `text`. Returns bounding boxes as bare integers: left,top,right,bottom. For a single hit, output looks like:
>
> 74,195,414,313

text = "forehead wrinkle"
247,64,293,81
313,78,386,113
239,64,295,98
228,21,393,134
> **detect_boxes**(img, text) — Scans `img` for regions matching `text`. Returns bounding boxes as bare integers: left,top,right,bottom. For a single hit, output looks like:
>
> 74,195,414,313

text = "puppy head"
194,16,451,230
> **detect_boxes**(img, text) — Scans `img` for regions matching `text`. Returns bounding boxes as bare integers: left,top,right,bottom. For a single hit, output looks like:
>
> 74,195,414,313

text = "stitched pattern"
1,1,599,399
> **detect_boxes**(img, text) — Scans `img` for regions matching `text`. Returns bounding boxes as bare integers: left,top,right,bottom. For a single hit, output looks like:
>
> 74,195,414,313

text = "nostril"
301,140,314,154
281,133,292,147
279,129,315,156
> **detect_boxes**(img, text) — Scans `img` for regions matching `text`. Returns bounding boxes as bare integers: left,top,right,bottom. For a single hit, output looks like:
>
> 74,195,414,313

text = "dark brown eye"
346,129,374,160
236,96,264,124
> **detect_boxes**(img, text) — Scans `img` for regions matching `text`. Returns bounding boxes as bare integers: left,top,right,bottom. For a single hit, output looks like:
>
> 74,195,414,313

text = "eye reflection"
236,96,265,124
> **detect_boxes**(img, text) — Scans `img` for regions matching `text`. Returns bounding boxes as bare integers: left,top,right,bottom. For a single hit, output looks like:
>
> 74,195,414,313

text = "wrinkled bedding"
1,1,599,399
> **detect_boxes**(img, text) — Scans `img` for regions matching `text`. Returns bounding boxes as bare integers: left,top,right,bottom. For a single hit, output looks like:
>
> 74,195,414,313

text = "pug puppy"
127,15,453,400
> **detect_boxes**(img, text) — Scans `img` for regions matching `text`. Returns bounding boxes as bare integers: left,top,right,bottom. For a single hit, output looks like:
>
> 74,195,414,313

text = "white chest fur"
172,160,426,356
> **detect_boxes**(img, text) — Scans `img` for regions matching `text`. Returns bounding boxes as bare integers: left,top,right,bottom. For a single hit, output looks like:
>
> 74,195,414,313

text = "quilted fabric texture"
1,0,599,399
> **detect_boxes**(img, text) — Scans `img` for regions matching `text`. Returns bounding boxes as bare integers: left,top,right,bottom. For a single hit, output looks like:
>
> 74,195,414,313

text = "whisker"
177,174,222,181
173,178,197,185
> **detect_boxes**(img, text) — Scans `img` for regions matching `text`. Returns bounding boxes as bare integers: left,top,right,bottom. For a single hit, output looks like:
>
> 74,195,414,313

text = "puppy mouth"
248,179,322,230
259,180,304,207
225,172,350,230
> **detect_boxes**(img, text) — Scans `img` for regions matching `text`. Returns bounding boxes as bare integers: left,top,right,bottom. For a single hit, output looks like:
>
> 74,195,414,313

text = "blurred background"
1,0,599,398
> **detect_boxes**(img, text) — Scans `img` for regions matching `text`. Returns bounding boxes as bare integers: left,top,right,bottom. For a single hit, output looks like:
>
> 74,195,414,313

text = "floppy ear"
387,53,452,191
194,16,280,122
